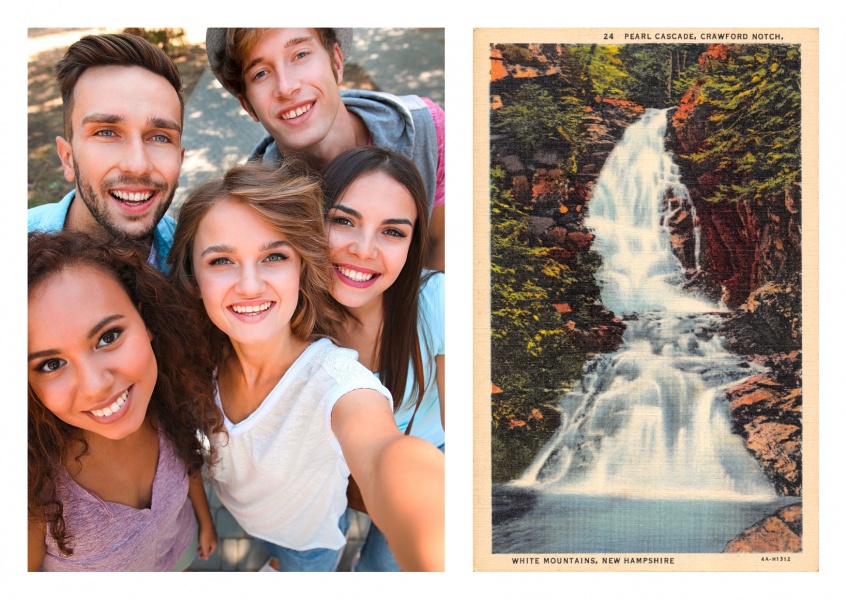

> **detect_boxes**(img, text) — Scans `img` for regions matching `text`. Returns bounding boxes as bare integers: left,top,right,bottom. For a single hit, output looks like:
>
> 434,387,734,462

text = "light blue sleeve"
419,271,445,357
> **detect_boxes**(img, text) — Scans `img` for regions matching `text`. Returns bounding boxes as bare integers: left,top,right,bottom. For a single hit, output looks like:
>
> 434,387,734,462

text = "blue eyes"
249,49,311,81
92,130,173,143
208,254,288,267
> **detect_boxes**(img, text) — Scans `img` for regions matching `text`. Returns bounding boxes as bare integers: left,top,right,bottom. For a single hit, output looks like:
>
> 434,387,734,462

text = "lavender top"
41,430,196,571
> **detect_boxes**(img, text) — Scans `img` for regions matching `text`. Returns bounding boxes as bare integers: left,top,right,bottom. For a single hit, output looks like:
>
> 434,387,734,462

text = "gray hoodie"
250,89,439,217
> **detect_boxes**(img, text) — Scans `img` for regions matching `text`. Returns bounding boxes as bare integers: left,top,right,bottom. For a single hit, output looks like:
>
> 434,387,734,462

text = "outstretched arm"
332,389,444,571
187,472,218,560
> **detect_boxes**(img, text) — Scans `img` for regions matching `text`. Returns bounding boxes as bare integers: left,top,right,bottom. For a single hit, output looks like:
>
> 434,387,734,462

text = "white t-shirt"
208,338,392,550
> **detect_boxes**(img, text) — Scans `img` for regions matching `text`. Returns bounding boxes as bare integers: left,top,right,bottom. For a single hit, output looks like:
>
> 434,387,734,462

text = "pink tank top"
41,430,196,571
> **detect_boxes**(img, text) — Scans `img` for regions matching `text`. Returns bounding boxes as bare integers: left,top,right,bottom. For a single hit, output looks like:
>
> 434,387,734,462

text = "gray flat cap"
205,28,353,96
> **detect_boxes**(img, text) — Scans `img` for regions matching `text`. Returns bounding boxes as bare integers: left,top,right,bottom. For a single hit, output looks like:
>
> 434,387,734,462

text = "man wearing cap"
205,28,445,272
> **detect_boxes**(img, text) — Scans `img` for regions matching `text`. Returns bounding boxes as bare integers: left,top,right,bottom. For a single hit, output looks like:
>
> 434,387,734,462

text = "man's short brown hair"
54,33,184,140
209,28,340,98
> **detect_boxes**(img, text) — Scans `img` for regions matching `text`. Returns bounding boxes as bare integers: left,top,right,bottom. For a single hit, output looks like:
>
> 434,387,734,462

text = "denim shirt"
27,189,176,274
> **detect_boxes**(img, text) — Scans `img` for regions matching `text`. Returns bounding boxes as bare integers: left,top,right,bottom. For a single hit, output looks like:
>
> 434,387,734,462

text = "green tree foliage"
489,166,607,481
566,45,629,99
683,44,801,202
492,82,583,162
619,44,708,107
489,164,607,417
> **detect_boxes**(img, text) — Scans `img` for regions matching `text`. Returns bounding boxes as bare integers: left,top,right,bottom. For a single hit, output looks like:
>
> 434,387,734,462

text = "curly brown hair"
27,230,224,556
168,159,343,362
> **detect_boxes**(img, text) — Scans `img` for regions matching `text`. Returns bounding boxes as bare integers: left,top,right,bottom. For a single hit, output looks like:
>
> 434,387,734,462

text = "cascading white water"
515,109,776,502
586,108,708,315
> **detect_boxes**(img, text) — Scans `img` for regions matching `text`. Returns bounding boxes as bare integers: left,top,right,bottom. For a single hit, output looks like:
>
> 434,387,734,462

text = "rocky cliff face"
666,102,802,312
721,351,802,497
494,95,643,355
664,73,804,534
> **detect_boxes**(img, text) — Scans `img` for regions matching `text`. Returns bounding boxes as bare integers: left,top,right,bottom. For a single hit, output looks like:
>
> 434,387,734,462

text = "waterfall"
586,108,708,315
515,109,776,502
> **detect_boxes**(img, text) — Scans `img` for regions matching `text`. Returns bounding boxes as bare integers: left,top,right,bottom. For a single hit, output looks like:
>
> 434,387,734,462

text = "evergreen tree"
684,44,801,202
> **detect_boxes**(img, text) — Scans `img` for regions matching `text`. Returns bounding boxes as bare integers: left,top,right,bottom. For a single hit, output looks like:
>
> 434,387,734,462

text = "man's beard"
74,161,176,241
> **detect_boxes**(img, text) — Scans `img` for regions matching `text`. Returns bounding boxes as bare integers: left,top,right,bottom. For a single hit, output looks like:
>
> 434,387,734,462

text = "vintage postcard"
473,28,818,571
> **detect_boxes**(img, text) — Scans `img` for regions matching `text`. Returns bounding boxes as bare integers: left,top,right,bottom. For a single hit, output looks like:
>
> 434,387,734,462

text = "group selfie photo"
27,27,446,573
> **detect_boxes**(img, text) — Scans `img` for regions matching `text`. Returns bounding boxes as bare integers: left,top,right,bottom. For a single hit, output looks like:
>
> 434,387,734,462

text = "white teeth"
91,389,128,418
231,302,272,314
112,190,154,203
281,103,312,120
337,266,376,282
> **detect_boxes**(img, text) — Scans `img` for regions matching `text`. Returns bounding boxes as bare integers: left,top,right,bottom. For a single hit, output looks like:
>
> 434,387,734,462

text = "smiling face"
327,171,418,314
57,65,184,241
191,198,303,349
239,28,344,157
28,266,158,441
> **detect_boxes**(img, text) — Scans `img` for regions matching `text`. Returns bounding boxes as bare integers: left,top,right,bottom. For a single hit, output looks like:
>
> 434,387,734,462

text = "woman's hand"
196,520,219,560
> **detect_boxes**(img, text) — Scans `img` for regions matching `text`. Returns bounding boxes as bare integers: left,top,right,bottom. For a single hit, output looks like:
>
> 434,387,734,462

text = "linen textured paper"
474,28,818,572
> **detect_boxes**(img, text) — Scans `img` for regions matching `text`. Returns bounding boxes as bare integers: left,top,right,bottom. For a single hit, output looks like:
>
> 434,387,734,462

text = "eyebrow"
242,35,315,75
261,240,294,252
81,113,182,134
200,240,293,257
87,314,124,339
285,35,314,48
331,204,414,227
200,243,236,257
28,314,124,362
148,116,182,134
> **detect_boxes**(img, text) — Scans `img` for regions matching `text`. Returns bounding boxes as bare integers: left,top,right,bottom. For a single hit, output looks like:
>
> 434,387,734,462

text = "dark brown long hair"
168,159,343,363
27,230,223,556
321,146,432,412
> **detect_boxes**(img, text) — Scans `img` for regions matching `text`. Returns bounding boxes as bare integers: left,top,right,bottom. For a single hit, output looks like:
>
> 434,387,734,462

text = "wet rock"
566,231,593,250
724,504,802,552
680,269,723,304
723,363,802,496
569,319,626,355
721,281,802,354
527,216,555,236
492,485,538,526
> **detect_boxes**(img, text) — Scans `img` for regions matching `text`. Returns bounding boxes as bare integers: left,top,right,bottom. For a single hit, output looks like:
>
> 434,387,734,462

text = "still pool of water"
492,486,800,554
